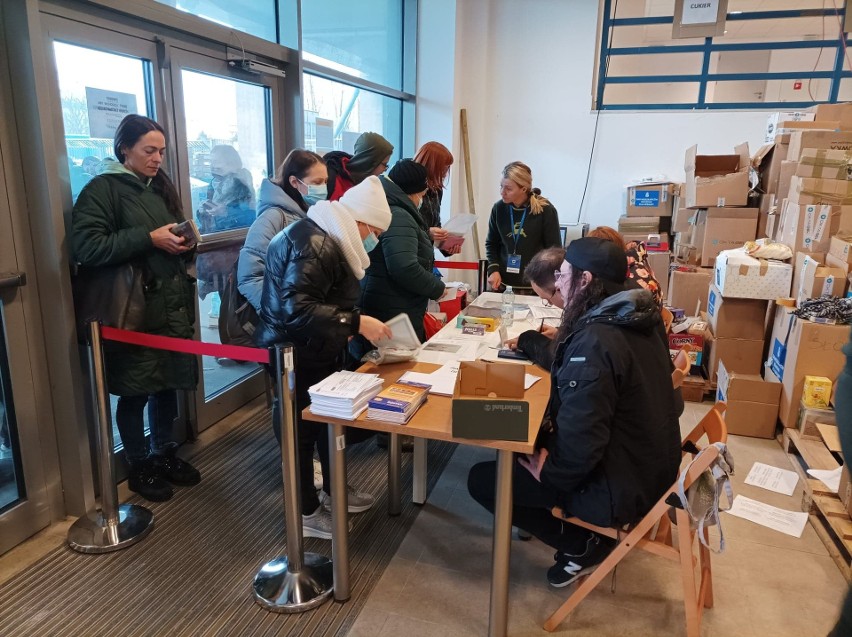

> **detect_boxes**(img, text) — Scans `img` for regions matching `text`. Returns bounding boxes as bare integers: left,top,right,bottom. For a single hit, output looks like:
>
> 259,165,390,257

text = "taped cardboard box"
797,402,836,440
706,284,768,340
776,160,798,204
684,143,750,208
791,251,827,302
451,361,529,441
796,148,852,180
765,112,815,143
763,134,791,195
669,268,712,315
786,130,852,162
626,182,675,217
716,360,781,439
829,234,852,266
691,207,758,267
794,254,846,306
672,207,696,234
618,215,659,233
789,175,852,206
812,102,852,128
707,335,764,382
714,249,793,300
776,200,852,253
767,305,850,428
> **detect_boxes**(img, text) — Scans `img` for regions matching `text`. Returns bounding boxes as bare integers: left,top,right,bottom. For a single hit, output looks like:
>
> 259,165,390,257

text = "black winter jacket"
358,176,445,342
517,329,555,370
254,218,361,366
541,289,682,527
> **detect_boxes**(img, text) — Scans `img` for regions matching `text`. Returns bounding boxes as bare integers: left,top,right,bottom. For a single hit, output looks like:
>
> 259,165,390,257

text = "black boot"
151,448,201,486
128,457,173,502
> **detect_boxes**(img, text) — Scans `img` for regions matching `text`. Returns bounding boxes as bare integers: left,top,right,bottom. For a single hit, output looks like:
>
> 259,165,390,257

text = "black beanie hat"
388,159,428,194
564,237,628,296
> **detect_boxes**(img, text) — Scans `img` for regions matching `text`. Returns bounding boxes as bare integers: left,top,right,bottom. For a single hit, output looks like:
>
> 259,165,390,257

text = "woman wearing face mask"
255,176,393,539
354,159,446,355
238,149,327,314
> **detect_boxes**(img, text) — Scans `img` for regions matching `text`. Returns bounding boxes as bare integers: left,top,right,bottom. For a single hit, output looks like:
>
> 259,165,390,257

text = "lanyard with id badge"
506,205,528,274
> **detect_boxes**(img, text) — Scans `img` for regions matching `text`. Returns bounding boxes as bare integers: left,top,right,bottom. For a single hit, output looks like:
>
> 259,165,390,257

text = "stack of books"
308,371,384,420
367,380,431,424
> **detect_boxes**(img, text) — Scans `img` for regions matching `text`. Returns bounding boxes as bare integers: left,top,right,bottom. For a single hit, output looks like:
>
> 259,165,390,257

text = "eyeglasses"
379,162,390,170
542,288,559,308
553,269,569,281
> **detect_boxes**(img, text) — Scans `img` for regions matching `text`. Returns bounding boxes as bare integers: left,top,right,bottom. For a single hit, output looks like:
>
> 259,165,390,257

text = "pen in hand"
538,318,545,333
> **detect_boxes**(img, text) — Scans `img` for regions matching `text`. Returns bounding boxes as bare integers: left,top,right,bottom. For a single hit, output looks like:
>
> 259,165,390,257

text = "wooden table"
303,359,551,637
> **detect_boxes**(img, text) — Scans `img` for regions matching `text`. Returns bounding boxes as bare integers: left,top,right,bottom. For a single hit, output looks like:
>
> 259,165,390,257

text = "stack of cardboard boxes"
619,181,676,300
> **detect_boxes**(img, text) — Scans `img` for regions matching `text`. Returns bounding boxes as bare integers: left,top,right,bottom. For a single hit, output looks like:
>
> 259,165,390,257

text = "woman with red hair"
413,141,460,254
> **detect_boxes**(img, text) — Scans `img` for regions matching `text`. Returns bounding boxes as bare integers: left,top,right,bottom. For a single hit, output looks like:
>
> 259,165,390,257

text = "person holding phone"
71,114,200,502
486,161,562,293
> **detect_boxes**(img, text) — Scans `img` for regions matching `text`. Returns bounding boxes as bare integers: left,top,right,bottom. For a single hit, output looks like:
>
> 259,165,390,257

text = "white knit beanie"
339,175,392,230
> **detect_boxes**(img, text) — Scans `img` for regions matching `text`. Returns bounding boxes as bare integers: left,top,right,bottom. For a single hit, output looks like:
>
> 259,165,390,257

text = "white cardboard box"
714,249,793,300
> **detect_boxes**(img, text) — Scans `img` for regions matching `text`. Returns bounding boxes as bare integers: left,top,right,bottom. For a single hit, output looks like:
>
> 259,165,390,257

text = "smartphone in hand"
170,219,202,248
497,348,529,361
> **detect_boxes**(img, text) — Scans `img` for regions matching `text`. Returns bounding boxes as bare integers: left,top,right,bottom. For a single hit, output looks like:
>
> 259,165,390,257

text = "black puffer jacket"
254,218,360,365
358,176,445,342
541,289,682,527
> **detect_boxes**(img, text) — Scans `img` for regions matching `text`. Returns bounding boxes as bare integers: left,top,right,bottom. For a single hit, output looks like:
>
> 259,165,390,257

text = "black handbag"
72,262,147,334
218,258,259,348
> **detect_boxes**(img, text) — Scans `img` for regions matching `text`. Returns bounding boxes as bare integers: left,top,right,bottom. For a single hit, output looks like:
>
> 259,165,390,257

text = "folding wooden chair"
671,345,691,389
544,402,728,636
661,306,674,333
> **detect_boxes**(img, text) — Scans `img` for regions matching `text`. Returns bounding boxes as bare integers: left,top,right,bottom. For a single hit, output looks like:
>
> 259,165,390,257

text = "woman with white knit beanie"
255,175,393,539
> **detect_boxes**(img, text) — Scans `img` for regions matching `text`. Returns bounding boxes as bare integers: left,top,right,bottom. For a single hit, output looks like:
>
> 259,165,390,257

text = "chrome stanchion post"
388,432,402,516
253,344,333,612
67,321,154,553
328,422,350,601
477,259,488,296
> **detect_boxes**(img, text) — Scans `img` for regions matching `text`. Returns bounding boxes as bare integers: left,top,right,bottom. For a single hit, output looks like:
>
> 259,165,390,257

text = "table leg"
388,431,402,516
329,423,350,601
412,438,428,505
489,449,514,637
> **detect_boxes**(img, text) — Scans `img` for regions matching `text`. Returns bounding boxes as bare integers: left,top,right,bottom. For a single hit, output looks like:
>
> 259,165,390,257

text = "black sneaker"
152,451,201,486
546,533,614,588
128,459,173,502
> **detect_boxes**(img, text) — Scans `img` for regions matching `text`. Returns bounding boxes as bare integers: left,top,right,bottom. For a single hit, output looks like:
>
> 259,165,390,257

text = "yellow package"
802,375,833,409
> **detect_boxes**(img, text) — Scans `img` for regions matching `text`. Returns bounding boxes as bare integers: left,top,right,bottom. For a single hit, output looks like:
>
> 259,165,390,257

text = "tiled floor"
348,402,849,637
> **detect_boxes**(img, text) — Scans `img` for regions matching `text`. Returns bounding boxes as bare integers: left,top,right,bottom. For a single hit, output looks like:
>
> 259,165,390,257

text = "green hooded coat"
71,161,198,396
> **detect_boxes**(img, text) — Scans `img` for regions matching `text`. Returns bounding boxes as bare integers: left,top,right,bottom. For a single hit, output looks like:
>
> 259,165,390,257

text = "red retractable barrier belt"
434,260,479,270
101,326,270,365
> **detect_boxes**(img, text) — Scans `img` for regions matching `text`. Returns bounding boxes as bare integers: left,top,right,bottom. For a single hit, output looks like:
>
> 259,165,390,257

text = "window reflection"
0,303,23,513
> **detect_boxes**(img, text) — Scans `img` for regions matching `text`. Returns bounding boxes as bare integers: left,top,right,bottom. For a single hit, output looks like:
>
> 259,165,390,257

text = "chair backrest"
671,346,691,389
661,306,674,333
683,401,728,452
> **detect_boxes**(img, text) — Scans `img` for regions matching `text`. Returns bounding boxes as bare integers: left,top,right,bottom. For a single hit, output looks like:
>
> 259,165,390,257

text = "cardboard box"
706,285,768,340
786,130,852,162
791,251,826,303
672,207,696,234
714,249,793,300
767,306,850,427
716,360,781,438
796,402,837,440
794,254,846,305
626,182,675,217
776,201,852,253
669,268,712,315
796,148,852,181
813,102,852,128
826,253,851,273
829,234,852,266
803,375,833,408
669,333,704,366
451,361,529,441
764,135,791,195
765,112,815,143
684,143,750,208
618,215,659,233
691,207,758,267
707,336,764,381
646,251,671,300
788,176,852,206
776,160,798,204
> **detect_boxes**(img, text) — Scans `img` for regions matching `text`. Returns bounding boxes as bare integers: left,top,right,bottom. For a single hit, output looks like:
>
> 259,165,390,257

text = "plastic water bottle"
501,285,515,327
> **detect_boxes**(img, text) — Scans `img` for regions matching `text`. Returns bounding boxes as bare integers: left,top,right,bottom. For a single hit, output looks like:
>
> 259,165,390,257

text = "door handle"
0,272,26,290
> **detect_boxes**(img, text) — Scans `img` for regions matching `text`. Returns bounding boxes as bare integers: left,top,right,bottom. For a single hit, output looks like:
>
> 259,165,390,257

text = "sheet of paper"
529,304,563,320
375,313,422,350
724,495,809,538
442,213,479,235
400,363,460,396
524,374,542,390
416,340,482,365
744,462,799,496
807,466,843,493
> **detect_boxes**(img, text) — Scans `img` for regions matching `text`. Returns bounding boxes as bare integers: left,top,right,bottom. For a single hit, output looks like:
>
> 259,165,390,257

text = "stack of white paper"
308,371,384,420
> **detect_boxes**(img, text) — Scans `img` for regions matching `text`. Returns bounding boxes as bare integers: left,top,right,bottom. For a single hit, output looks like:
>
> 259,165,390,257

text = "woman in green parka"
71,114,201,502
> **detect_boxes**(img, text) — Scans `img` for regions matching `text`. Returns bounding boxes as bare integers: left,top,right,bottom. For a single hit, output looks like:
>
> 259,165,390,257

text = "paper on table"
400,363,459,396
529,304,563,320
524,374,541,390
724,495,809,538
807,466,843,493
416,340,481,365
744,462,799,496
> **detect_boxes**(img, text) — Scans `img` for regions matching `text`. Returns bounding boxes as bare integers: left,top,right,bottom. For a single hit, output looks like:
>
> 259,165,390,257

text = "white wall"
417,0,781,249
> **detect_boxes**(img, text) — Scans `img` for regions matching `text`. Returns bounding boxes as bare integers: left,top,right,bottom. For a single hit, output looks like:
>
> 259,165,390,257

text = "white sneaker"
319,485,375,514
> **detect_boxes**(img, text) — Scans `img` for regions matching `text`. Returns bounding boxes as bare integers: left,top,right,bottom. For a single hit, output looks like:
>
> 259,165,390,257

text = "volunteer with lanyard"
486,161,562,293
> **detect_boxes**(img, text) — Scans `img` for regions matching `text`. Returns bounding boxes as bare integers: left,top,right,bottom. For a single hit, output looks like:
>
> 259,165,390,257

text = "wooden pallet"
780,428,852,581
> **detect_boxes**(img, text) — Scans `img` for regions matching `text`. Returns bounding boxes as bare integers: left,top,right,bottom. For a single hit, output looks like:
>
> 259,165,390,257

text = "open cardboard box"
684,143,750,208
452,361,529,441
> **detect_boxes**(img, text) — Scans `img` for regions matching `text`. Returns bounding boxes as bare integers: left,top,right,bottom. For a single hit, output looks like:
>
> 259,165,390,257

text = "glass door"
169,48,279,430
0,137,50,555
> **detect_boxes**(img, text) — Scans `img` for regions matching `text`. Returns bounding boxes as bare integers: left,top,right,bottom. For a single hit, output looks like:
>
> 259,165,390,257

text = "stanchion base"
67,504,154,554
253,553,334,613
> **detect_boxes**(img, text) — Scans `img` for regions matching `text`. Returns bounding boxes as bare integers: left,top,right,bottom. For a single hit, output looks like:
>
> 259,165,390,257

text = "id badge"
506,254,522,274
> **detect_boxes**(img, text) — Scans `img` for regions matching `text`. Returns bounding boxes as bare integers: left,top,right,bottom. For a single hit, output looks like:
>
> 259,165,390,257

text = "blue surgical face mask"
298,179,328,205
362,231,379,253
